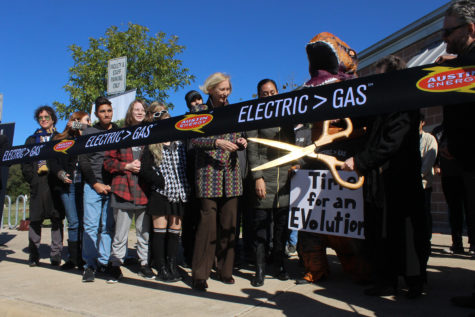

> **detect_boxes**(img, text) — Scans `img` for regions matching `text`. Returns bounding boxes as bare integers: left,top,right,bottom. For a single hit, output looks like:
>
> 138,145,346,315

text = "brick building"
357,1,454,232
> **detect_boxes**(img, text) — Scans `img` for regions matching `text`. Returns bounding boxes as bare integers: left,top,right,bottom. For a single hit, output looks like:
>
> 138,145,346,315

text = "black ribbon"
2,62,474,165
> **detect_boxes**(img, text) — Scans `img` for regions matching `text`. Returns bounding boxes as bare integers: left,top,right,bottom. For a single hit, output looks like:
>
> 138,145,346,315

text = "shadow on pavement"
242,288,355,316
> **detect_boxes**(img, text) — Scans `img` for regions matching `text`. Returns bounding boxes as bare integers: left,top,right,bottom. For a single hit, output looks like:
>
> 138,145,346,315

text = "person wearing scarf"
21,106,65,267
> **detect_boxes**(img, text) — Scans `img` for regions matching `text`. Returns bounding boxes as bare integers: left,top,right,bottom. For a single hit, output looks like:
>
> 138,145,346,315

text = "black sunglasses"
153,110,168,119
442,24,466,37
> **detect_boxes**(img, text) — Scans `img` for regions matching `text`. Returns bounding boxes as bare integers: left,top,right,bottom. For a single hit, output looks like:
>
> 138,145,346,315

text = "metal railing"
2,195,28,229
1,195,11,229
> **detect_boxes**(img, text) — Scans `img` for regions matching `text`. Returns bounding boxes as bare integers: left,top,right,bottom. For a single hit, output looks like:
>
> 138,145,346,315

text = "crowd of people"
11,0,475,308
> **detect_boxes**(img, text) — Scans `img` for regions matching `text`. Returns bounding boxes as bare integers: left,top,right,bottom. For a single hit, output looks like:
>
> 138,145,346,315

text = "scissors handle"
315,153,364,189
314,118,354,147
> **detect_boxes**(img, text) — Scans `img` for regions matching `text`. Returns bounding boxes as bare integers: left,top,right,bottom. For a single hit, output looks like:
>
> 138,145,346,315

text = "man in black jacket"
79,96,118,282
440,0,475,309
441,0,475,256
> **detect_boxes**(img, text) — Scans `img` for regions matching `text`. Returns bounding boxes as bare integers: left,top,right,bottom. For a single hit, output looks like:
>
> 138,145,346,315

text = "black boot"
406,276,424,299
364,278,398,296
168,257,182,282
166,230,181,282
252,265,265,287
50,253,61,266
153,229,171,282
28,239,40,267
28,251,40,267
251,244,265,287
156,263,173,282
61,240,79,270
276,266,290,280
272,251,289,281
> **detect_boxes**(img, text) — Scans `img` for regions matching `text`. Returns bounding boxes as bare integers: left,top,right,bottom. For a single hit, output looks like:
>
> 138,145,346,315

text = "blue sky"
0,0,449,145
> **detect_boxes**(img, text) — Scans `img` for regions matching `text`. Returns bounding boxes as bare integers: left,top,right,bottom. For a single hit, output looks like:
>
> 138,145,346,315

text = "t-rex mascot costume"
297,32,369,285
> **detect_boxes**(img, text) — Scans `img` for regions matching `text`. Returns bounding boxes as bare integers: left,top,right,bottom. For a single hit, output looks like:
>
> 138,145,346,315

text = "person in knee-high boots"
140,102,190,282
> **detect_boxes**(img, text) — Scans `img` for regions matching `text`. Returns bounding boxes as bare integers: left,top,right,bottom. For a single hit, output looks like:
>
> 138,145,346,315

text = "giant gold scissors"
248,118,364,190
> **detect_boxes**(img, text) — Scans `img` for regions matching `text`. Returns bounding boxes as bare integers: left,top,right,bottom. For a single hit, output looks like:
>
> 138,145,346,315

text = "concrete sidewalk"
0,228,474,317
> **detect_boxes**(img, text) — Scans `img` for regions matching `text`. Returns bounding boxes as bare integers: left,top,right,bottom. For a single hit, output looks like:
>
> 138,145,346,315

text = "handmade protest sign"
288,169,364,239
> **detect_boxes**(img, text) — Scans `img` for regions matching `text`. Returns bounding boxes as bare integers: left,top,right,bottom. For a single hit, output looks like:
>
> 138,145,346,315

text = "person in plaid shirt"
103,100,154,283
190,73,247,291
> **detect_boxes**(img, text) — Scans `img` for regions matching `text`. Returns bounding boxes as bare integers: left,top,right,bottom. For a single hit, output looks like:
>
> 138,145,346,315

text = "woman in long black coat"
22,106,65,267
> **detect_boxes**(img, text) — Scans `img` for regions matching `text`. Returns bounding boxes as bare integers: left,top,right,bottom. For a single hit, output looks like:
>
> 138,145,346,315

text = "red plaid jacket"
103,147,148,205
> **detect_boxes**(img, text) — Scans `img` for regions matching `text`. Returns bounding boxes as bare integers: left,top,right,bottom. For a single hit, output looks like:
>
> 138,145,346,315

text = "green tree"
54,23,195,119
6,164,29,199
114,118,125,128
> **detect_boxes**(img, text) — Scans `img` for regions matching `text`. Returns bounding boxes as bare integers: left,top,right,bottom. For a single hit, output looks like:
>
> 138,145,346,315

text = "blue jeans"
288,229,298,246
82,183,114,269
60,183,83,242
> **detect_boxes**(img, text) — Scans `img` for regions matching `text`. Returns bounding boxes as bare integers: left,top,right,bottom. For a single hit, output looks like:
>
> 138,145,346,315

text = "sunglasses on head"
153,110,168,119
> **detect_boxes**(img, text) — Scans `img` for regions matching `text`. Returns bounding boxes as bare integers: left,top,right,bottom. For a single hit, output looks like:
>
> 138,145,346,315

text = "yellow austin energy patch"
175,114,213,133
53,139,75,154
417,66,475,93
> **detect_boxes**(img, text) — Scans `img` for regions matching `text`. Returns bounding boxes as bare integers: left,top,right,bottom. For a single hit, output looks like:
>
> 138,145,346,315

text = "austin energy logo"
53,140,75,154
417,66,475,93
175,114,213,133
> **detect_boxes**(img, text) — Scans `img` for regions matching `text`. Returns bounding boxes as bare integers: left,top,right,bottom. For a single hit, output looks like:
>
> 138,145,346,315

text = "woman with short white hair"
191,72,247,291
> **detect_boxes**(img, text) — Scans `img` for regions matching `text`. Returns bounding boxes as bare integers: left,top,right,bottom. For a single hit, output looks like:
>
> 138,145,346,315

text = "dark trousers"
192,197,237,280
28,174,64,260
253,207,289,263
462,171,475,247
424,187,433,239
442,175,466,247
182,199,199,265
28,218,63,259
235,194,254,261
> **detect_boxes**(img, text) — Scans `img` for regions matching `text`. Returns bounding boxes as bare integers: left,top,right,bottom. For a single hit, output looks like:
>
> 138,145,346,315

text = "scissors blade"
247,137,304,152
251,144,316,171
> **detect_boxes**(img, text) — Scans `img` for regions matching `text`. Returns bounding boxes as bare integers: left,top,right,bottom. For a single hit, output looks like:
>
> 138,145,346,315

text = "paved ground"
0,228,474,317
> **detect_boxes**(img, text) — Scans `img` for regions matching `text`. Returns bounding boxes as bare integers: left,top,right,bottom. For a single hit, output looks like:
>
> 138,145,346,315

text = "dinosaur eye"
348,49,357,58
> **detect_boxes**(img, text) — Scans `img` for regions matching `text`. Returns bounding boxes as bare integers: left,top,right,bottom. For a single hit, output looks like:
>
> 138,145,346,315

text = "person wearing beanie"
182,90,203,266
185,90,203,112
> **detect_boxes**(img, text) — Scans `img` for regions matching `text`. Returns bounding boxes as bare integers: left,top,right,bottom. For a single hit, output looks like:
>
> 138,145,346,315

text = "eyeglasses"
153,110,168,119
38,115,51,121
442,24,466,37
